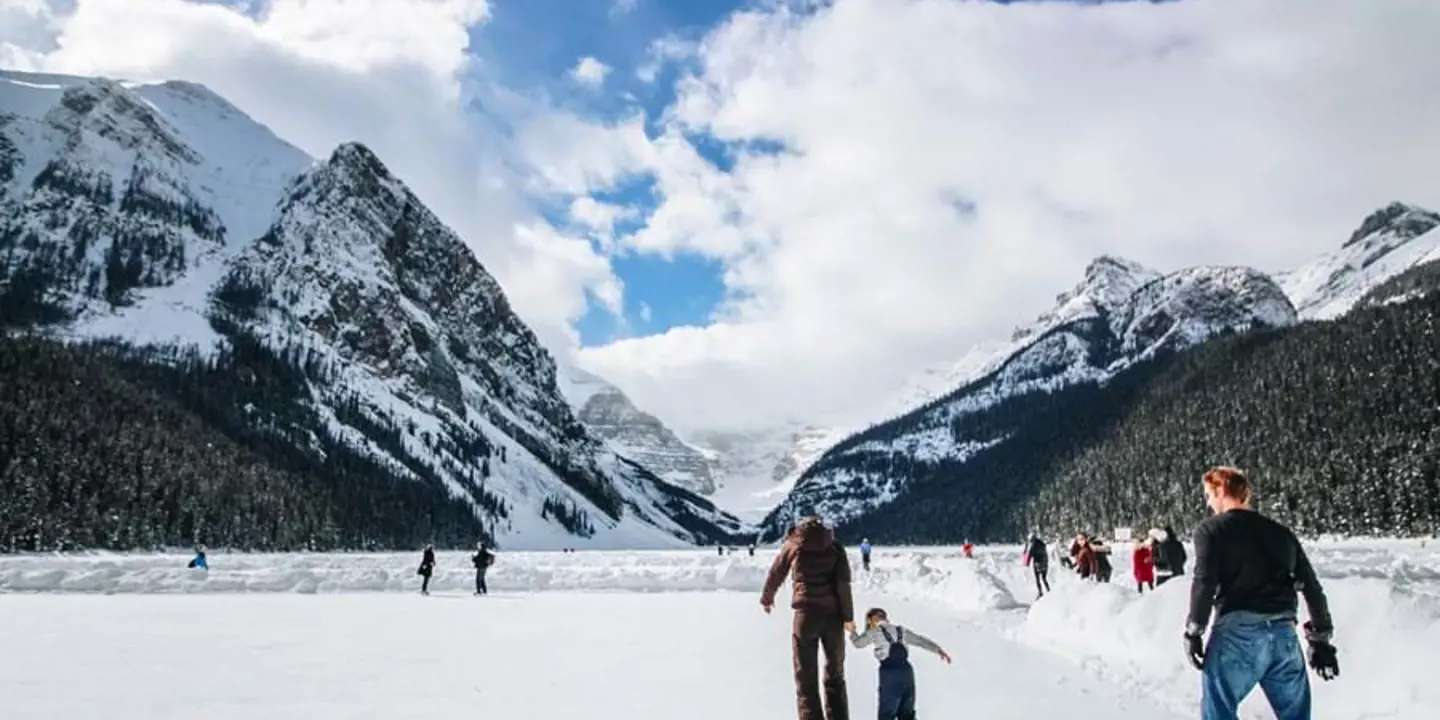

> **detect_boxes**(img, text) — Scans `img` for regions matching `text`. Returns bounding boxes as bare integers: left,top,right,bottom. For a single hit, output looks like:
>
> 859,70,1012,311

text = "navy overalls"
877,627,916,720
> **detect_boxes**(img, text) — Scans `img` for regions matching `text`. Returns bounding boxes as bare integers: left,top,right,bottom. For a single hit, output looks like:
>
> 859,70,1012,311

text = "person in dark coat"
471,543,495,596
1153,526,1188,586
1023,533,1049,597
761,517,855,720
1184,467,1338,719
417,544,436,595
1071,534,1097,580
1091,537,1113,583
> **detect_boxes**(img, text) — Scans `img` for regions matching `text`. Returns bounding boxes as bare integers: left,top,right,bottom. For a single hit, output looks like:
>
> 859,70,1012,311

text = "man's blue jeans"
1202,612,1311,720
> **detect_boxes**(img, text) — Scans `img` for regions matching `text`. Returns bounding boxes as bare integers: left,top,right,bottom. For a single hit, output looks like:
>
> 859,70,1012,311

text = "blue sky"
465,0,752,346
462,0,1173,347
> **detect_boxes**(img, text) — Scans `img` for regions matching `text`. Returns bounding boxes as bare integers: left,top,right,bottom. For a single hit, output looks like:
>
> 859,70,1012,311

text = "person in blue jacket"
187,546,208,570
860,539,873,571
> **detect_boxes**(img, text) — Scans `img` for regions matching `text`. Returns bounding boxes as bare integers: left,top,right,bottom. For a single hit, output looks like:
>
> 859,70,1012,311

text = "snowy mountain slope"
885,256,1164,417
566,372,717,496
207,141,748,549
0,70,311,344
1277,202,1440,320
762,260,1296,537
686,423,848,524
0,70,745,549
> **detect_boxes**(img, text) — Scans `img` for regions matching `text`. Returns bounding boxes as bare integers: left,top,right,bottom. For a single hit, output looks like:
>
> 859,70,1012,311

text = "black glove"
1303,622,1339,680
1183,632,1205,670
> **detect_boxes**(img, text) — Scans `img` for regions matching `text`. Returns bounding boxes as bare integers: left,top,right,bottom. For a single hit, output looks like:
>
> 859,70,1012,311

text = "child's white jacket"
849,621,944,662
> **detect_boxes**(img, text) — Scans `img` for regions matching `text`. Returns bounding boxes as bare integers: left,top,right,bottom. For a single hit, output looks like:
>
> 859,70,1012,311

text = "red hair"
1203,466,1253,504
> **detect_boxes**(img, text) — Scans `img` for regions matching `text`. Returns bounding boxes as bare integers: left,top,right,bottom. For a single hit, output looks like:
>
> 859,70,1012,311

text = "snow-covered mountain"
684,423,847,524
1278,202,1440,320
555,366,717,496
0,70,746,549
764,202,1440,538
762,258,1297,536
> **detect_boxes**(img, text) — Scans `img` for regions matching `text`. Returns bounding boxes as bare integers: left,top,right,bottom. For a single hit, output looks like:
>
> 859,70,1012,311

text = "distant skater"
1153,526,1187,586
749,543,757,557
850,607,951,720
1133,537,1155,594
471,543,495,596
860,539,872,571
961,541,974,559
187,546,208,570
417,544,436,595
1023,533,1049,597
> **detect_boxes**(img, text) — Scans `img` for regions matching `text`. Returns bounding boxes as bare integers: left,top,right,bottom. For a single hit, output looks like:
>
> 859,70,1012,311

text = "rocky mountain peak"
1346,202,1440,248
47,79,198,165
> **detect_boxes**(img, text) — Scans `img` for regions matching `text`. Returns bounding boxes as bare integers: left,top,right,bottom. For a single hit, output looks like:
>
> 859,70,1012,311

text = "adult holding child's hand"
760,517,854,720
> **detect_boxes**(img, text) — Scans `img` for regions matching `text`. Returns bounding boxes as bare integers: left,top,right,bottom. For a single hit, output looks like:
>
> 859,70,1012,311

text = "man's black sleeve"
1293,540,1333,640
1186,523,1218,636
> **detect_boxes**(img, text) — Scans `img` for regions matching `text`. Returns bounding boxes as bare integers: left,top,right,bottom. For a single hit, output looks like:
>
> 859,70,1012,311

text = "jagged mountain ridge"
1277,202,1440,320
556,365,717,496
0,70,745,550
764,202,1440,538
763,260,1298,535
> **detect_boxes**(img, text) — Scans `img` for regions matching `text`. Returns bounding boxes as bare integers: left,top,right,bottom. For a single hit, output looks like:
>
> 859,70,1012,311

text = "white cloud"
7,0,626,354
579,0,1440,433
610,0,640,19
636,34,697,84
638,302,652,324
569,56,611,87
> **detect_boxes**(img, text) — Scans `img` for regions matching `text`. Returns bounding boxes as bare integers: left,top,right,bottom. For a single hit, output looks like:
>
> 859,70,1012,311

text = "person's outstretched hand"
939,650,952,664
843,621,855,632
762,602,772,615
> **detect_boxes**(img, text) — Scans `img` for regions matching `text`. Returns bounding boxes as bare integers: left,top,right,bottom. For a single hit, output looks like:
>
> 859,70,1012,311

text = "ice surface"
2,540,1435,719
0,591,1182,719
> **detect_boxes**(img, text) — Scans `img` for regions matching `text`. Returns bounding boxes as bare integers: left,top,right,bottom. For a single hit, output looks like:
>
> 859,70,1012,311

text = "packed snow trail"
0,591,1185,719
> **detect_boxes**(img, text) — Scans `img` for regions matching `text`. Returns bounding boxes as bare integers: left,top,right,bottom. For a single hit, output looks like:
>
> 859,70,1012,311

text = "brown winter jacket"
760,519,855,623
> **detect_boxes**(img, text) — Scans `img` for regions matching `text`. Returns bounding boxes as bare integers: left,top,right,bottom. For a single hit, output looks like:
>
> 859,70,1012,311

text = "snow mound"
1013,543,1440,720
858,553,1020,614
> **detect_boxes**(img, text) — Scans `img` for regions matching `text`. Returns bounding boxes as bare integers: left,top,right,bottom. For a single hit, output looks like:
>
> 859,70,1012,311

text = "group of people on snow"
1028,525,1187,597
763,465,1339,720
415,542,495,596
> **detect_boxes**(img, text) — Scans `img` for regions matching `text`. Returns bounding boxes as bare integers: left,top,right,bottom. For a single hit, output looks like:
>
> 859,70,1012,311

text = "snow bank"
857,552,1020,614
0,550,774,595
1012,542,1440,720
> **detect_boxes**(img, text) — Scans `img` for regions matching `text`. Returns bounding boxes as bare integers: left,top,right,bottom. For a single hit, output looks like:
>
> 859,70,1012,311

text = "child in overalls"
849,607,951,720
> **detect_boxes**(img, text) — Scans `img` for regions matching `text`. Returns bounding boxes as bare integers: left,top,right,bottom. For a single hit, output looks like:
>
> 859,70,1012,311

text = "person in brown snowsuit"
761,517,855,720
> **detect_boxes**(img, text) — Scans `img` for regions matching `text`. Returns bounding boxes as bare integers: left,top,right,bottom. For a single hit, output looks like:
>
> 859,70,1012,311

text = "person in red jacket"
1133,539,1155,594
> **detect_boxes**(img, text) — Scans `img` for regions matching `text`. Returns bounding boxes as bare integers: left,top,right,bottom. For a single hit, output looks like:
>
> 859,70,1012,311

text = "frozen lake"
2,541,1437,719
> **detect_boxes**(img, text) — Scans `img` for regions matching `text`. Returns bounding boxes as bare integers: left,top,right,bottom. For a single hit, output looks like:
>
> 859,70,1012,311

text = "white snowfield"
2,539,1437,719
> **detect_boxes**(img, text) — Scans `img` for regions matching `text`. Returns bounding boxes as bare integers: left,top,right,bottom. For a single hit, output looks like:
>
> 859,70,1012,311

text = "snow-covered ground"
2,540,1436,719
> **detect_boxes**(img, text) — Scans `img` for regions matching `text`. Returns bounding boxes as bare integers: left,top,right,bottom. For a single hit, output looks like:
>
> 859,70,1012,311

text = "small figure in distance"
417,543,436,596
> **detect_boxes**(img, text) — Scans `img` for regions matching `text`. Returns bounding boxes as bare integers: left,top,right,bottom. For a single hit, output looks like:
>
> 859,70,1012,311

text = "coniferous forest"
0,333,493,552
838,292,1440,544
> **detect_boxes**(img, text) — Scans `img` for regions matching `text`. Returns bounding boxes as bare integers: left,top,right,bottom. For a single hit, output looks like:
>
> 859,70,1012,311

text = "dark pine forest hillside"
0,332,497,552
839,292,1440,544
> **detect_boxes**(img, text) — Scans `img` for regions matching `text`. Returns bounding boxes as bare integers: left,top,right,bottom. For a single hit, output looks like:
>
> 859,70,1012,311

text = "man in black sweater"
1184,466,1340,720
